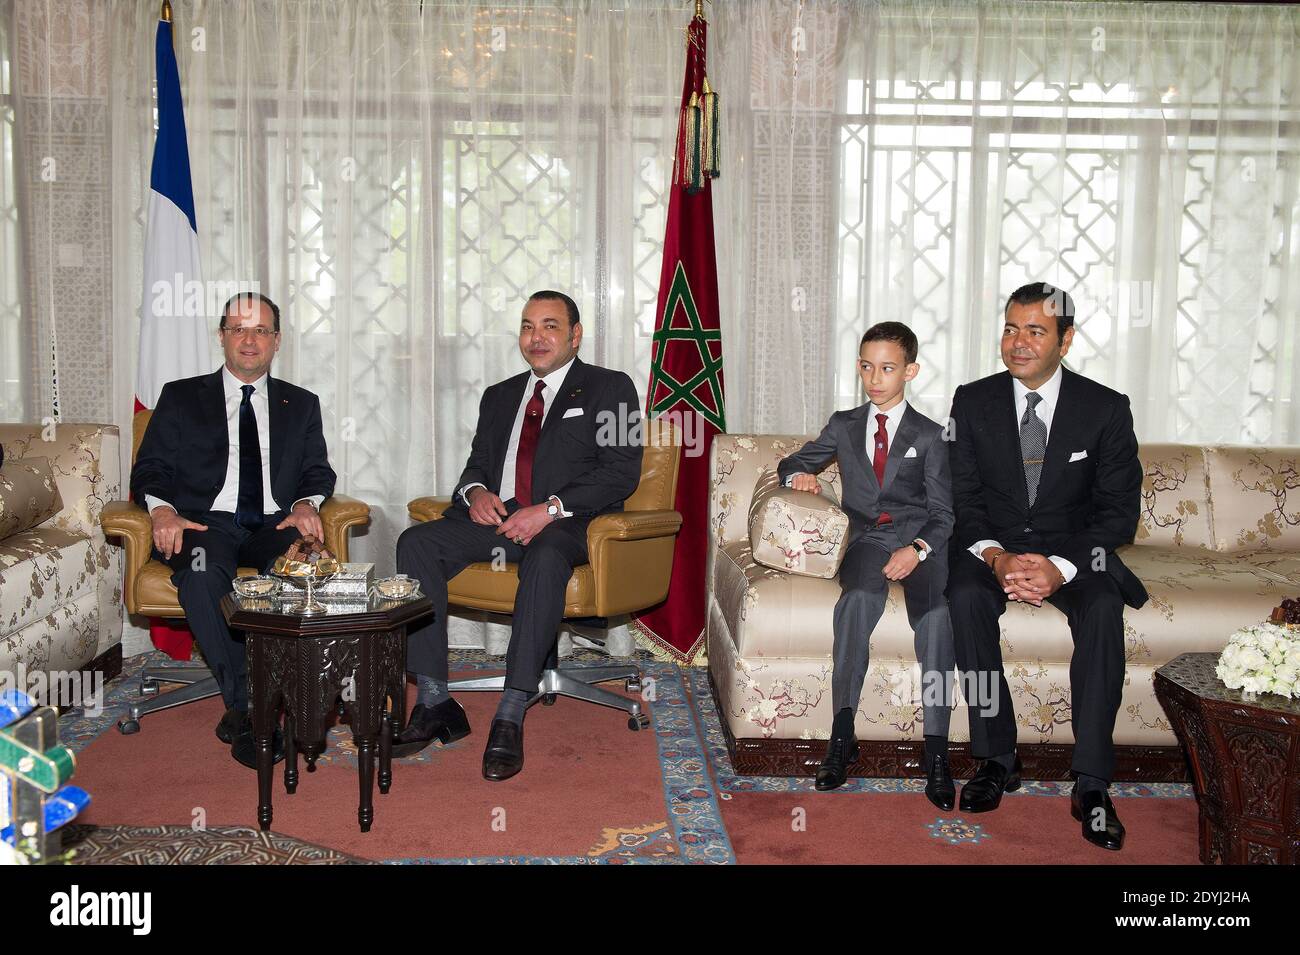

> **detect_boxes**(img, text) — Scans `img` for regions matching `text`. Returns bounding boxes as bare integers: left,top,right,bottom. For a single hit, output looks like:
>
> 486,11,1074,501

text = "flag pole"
161,1,173,51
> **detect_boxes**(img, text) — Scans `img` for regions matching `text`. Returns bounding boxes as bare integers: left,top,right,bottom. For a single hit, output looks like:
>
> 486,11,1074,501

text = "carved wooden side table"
1154,652,1300,864
221,592,433,834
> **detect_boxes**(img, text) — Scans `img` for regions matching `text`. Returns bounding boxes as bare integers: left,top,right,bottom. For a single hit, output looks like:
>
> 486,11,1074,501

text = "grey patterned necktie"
1020,391,1046,506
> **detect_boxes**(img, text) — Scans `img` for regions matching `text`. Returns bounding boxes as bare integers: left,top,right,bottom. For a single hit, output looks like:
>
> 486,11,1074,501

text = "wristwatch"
546,498,561,519
910,540,928,562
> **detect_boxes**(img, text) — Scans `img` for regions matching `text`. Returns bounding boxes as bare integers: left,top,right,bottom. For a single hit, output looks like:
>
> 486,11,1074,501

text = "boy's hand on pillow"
790,473,821,494
883,545,919,580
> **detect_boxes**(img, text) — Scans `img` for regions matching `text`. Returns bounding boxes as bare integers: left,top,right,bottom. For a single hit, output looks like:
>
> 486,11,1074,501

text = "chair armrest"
587,509,682,551
101,500,155,611
408,496,454,524
586,509,683,617
321,494,370,563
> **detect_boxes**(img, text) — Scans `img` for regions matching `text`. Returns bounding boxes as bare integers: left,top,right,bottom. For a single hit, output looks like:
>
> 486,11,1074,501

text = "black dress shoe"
215,706,243,744
230,714,285,770
1071,788,1126,851
482,719,524,781
391,699,472,758
814,733,860,791
924,753,956,811
959,755,1022,812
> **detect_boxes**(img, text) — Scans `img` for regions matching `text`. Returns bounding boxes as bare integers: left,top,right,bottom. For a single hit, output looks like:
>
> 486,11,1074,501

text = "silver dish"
233,575,279,599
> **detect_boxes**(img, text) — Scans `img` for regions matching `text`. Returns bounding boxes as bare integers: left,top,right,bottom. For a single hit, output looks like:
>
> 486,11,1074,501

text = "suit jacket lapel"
202,371,229,477
987,372,1030,512
539,357,588,443
493,373,530,489
267,375,287,489
883,404,920,490
1033,365,1077,510
846,404,879,492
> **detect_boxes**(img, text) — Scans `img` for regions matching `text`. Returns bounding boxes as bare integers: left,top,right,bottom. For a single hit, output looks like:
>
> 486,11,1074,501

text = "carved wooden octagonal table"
221,591,433,834
1154,652,1300,864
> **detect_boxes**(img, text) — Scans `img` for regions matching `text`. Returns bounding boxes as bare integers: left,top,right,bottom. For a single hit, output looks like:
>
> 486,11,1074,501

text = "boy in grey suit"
777,322,957,808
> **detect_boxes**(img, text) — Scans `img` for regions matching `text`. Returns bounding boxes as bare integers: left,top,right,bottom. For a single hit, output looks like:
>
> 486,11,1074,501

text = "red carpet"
719,792,1199,864
74,677,674,862
64,655,1203,863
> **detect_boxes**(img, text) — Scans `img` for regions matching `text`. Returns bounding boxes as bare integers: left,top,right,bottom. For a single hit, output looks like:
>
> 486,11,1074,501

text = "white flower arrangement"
1216,622,1300,700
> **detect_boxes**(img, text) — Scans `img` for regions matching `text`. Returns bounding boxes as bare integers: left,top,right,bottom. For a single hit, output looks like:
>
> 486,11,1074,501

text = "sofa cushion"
1205,445,1300,554
1234,552,1300,585
0,526,97,637
0,457,62,541
1135,444,1212,549
748,467,848,578
712,434,843,550
715,538,1283,666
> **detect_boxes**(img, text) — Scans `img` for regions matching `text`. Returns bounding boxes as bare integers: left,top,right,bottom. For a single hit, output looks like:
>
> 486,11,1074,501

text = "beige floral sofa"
0,423,124,693
708,436,1299,781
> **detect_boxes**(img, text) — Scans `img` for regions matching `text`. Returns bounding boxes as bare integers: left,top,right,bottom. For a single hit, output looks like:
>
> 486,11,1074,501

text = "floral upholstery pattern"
0,424,123,675
1135,443,1213,549
708,434,1300,748
748,467,848,578
1205,446,1300,554
0,456,63,539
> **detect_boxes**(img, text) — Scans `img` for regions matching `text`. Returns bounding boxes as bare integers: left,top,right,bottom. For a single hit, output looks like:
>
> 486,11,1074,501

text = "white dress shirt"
460,356,575,515
146,366,324,518
969,363,1077,582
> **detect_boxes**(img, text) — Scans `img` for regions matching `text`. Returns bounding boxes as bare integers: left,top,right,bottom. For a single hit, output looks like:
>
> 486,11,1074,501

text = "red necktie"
513,380,546,506
873,412,891,524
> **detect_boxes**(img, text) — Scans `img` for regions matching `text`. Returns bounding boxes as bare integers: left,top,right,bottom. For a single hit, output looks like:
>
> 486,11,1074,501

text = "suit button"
1024,527,1032,533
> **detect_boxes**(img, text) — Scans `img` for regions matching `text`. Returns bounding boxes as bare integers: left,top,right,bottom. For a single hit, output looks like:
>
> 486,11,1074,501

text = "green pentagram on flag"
648,261,725,432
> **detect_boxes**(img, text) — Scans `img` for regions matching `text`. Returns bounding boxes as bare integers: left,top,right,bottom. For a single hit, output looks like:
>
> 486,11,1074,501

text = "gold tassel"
683,90,703,191
700,74,720,180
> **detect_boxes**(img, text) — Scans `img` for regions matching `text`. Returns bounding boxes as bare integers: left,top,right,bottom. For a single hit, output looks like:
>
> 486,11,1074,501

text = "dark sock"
924,734,948,762
415,675,450,708
494,688,529,726
831,707,855,740
1075,773,1108,795
989,750,1016,771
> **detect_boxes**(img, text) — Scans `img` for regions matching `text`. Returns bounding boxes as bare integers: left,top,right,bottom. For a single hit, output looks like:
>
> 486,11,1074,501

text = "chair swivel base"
449,664,650,731
117,662,223,735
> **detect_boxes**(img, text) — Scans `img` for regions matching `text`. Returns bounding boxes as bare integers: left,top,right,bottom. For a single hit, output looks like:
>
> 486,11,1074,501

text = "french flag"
137,12,208,660
136,12,208,414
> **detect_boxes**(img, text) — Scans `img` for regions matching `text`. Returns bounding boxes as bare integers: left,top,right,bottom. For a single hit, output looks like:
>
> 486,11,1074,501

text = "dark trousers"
946,550,1127,781
156,510,300,711
396,507,589,695
833,528,955,738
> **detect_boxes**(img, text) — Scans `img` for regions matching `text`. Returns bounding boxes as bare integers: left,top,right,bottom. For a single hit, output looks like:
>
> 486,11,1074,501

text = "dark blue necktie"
235,384,264,530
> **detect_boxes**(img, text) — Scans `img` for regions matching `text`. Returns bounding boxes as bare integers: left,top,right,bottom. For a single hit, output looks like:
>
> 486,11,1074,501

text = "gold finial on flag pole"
695,0,704,17
161,0,172,22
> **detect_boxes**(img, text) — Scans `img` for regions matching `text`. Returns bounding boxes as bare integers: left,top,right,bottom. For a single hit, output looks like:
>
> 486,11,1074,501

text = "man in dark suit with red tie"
394,290,643,781
946,282,1147,850
131,292,337,768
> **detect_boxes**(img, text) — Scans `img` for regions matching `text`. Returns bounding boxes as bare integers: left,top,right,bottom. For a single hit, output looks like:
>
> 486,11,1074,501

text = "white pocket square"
904,447,918,458
562,407,584,419
1069,450,1088,462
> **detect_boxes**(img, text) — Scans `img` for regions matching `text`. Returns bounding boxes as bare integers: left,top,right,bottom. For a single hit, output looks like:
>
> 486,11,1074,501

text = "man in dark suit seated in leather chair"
394,290,643,781
946,282,1148,851
131,292,337,768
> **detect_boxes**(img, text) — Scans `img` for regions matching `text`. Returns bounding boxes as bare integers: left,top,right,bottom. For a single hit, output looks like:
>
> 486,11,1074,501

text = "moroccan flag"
631,14,725,663
136,11,208,660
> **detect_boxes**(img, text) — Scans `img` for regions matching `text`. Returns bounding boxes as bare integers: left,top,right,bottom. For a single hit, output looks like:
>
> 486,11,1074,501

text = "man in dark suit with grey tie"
946,282,1147,850
131,292,337,769
778,322,958,809
393,290,643,781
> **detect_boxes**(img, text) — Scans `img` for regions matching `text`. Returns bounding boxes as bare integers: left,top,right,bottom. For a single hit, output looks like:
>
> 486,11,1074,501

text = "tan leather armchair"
101,409,371,732
406,419,682,726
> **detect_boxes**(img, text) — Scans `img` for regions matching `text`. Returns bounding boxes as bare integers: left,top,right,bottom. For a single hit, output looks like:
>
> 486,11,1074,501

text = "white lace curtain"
4,0,1299,635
